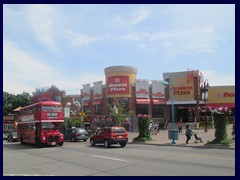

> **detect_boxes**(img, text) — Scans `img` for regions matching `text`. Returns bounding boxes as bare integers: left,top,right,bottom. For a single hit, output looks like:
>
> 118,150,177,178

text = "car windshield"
11,132,17,136
113,127,126,133
75,128,87,133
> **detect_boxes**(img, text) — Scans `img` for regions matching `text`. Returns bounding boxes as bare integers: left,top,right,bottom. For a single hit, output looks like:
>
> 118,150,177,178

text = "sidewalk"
127,124,235,149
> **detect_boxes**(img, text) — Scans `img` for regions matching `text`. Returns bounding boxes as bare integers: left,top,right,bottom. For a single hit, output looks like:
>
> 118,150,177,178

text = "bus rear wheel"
35,138,42,148
20,136,24,144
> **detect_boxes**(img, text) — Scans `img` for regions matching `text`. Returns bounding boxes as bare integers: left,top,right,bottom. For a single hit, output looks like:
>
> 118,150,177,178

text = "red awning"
207,103,235,108
152,99,166,105
83,101,90,106
136,99,151,104
92,100,103,105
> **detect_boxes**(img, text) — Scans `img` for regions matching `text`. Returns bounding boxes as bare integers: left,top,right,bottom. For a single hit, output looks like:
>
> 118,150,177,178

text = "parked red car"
90,126,128,148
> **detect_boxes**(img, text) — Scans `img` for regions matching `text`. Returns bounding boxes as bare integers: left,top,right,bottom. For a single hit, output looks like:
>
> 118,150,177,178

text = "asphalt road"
3,140,235,176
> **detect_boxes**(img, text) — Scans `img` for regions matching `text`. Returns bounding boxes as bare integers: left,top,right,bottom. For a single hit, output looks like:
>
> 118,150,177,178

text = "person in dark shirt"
185,124,193,144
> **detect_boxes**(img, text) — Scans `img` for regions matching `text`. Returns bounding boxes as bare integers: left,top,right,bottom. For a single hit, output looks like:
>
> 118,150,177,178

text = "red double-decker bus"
17,101,64,147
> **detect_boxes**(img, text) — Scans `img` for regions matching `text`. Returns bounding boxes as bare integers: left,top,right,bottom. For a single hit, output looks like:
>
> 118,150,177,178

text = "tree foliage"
107,102,133,126
133,114,152,142
3,91,31,115
211,112,228,144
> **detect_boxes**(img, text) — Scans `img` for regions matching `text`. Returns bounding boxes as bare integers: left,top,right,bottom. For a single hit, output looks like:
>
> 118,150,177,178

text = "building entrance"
177,107,188,122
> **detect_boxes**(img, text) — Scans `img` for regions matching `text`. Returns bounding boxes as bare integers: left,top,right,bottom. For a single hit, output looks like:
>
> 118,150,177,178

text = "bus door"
23,124,32,143
29,124,37,144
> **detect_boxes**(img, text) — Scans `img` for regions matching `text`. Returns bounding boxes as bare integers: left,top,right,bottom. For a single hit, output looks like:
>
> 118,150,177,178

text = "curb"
128,141,235,150
204,143,235,149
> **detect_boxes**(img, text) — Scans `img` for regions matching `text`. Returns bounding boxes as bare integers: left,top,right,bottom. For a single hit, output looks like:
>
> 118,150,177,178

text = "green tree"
3,91,31,115
211,112,228,144
133,114,152,142
68,117,81,128
107,102,133,126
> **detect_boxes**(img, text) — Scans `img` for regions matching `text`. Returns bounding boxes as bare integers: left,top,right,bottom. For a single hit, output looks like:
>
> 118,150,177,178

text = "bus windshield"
42,122,59,130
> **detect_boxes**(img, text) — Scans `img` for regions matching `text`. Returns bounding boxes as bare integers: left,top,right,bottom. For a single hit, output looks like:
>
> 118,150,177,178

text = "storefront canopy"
136,99,151,104
152,99,165,105
206,103,235,108
92,100,103,105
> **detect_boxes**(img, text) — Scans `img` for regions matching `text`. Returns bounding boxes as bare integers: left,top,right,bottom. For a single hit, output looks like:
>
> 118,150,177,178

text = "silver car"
64,128,89,142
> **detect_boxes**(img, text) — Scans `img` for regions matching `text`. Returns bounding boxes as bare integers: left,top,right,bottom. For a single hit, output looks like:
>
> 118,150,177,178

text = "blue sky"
3,4,235,95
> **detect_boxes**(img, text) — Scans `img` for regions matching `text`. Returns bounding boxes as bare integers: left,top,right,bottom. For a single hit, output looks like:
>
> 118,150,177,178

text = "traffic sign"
80,111,85,116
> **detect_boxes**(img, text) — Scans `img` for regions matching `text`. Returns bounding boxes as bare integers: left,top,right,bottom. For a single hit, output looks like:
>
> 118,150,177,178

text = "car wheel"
58,142,64,146
104,139,110,148
90,138,95,146
120,142,126,147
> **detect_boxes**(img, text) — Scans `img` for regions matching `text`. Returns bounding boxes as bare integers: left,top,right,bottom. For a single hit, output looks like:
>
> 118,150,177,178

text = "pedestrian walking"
152,123,158,135
178,118,183,133
185,124,193,144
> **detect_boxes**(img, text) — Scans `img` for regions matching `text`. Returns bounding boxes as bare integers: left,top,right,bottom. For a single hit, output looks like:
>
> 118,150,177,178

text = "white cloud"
119,32,149,41
3,39,106,95
54,73,105,95
147,27,217,53
110,15,126,28
3,40,57,94
131,8,150,25
24,4,58,52
201,70,235,86
63,29,108,47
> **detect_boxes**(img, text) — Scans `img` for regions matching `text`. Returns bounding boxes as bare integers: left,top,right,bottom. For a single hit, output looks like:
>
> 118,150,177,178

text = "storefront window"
152,105,164,118
188,108,195,122
83,106,91,114
95,105,103,115
136,104,148,115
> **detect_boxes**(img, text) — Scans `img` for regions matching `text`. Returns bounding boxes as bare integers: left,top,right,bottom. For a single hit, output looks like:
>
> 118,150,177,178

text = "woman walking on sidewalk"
178,118,183,133
185,124,193,144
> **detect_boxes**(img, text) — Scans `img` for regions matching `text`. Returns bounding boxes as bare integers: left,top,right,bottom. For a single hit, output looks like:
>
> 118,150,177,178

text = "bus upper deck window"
42,106,52,111
53,106,62,112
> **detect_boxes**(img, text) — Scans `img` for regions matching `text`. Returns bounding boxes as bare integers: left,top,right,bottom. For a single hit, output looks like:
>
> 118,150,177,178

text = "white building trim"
166,100,197,105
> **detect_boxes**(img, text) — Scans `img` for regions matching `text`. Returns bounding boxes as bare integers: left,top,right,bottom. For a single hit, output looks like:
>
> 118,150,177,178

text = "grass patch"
133,136,152,142
207,138,234,145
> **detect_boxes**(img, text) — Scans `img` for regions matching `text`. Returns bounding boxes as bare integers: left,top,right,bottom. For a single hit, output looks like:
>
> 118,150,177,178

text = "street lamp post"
202,79,209,133
163,77,176,144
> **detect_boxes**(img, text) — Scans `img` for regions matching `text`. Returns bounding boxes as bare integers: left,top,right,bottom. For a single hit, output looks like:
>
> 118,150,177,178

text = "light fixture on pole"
162,77,176,144
201,79,209,133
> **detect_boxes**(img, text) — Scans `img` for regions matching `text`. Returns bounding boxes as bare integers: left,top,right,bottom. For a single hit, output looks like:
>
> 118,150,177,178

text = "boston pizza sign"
107,76,130,95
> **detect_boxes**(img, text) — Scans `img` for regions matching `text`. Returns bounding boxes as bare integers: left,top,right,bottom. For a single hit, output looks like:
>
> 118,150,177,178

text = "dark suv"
64,128,89,142
90,126,128,148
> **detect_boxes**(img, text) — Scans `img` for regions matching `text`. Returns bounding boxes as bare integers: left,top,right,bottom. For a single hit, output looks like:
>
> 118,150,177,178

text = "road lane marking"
44,148,57,151
4,174,54,176
92,155,130,162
